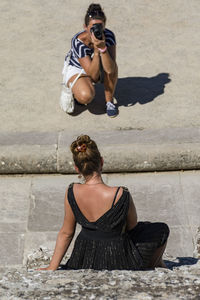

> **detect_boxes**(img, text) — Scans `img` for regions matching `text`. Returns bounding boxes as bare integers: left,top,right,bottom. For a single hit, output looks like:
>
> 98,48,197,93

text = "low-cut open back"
71,185,122,224
65,183,143,270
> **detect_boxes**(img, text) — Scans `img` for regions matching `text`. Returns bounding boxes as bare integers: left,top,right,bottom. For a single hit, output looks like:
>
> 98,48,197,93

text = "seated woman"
62,3,118,117
38,135,170,271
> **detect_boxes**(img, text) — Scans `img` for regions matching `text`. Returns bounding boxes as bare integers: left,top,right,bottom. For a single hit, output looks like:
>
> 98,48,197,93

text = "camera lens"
90,24,103,40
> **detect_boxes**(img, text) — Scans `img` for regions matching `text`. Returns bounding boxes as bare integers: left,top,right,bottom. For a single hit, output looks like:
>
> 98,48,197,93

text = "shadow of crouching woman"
69,72,171,116
115,72,171,107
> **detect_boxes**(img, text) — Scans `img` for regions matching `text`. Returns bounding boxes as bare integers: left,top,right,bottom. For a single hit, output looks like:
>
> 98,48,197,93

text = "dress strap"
111,187,120,208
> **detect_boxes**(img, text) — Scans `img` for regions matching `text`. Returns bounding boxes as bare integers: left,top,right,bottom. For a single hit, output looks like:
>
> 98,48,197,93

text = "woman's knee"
156,223,170,246
77,87,95,104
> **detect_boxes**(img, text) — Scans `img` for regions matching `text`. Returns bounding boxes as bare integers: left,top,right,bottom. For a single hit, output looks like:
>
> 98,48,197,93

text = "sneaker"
60,84,74,113
106,101,118,118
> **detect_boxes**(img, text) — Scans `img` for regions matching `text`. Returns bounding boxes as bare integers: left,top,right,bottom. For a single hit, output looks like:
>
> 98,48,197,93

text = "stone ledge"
0,261,199,299
0,145,57,174
0,128,200,174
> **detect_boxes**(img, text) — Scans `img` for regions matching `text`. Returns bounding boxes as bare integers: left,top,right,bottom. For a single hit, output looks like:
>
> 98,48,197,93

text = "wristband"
98,46,107,53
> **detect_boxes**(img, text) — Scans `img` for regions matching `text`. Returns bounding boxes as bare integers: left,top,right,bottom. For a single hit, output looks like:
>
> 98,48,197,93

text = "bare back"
73,183,123,223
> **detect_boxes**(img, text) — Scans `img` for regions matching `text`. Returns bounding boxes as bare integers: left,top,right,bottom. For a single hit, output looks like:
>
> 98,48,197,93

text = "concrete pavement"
0,0,200,132
1,0,199,174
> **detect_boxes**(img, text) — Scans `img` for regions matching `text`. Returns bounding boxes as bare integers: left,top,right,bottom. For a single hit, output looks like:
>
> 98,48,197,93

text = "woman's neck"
84,173,103,185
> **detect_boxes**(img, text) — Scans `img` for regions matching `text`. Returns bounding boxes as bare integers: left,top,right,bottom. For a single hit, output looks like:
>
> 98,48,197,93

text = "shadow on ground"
115,72,171,107
165,257,198,270
69,73,171,116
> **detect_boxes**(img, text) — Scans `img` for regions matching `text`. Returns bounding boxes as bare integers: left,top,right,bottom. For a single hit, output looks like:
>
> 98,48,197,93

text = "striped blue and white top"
65,28,116,69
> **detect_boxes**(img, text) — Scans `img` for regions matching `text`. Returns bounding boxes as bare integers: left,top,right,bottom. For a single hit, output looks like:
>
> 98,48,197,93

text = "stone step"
0,127,200,174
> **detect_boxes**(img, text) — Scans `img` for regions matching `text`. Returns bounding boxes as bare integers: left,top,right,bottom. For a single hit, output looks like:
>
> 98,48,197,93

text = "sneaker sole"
108,114,118,118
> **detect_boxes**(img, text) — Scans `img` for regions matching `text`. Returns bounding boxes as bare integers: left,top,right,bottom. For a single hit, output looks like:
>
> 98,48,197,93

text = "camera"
90,23,103,40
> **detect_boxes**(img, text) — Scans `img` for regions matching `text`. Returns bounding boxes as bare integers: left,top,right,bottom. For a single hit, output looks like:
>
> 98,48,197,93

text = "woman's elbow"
59,230,74,240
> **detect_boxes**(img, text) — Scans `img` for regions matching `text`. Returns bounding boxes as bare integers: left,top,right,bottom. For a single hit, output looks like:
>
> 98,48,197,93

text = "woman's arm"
91,33,117,74
78,33,117,81
79,49,101,82
100,44,117,74
126,193,138,231
38,189,76,271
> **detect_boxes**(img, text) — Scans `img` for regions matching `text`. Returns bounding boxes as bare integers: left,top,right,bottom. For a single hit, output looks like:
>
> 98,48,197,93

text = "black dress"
65,183,169,270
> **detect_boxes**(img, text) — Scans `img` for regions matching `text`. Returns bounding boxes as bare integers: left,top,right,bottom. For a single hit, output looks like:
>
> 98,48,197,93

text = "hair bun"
71,135,91,155
85,3,106,26
77,143,87,152
88,3,103,13
70,135,102,177
77,134,91,145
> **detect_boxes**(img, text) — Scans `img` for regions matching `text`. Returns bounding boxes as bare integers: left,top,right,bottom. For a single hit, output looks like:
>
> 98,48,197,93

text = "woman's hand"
36,266,56,271
91,32,106,50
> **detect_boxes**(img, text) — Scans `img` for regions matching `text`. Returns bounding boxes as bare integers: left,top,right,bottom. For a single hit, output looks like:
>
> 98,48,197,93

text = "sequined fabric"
65,183,169,270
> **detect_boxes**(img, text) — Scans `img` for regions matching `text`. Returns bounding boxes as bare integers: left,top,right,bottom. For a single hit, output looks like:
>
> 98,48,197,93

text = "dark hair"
84,3,106,26
70,135,102,177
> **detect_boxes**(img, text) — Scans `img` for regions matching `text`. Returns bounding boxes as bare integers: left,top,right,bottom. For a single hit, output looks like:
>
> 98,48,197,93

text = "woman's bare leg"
67,75,95,105
103,65,118,103
67,65,118,106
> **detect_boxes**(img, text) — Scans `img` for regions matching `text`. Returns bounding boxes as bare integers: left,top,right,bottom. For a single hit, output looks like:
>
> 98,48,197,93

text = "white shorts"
62,62,86,86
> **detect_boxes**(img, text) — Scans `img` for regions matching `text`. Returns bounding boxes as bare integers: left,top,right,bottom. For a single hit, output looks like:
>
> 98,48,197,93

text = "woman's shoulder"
120,186,129,192
65,183,73,197
71,31,89,45
67,183,129,193
71,31,91,54
66,182,81,205
68,182,81,189
67,182,80,195
71,31,86,46
104,28,116,46
114,186,129,193
110,186,129,200
120,186,130,201
100,184,128,192
105,28,115,35
72,30,84,40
